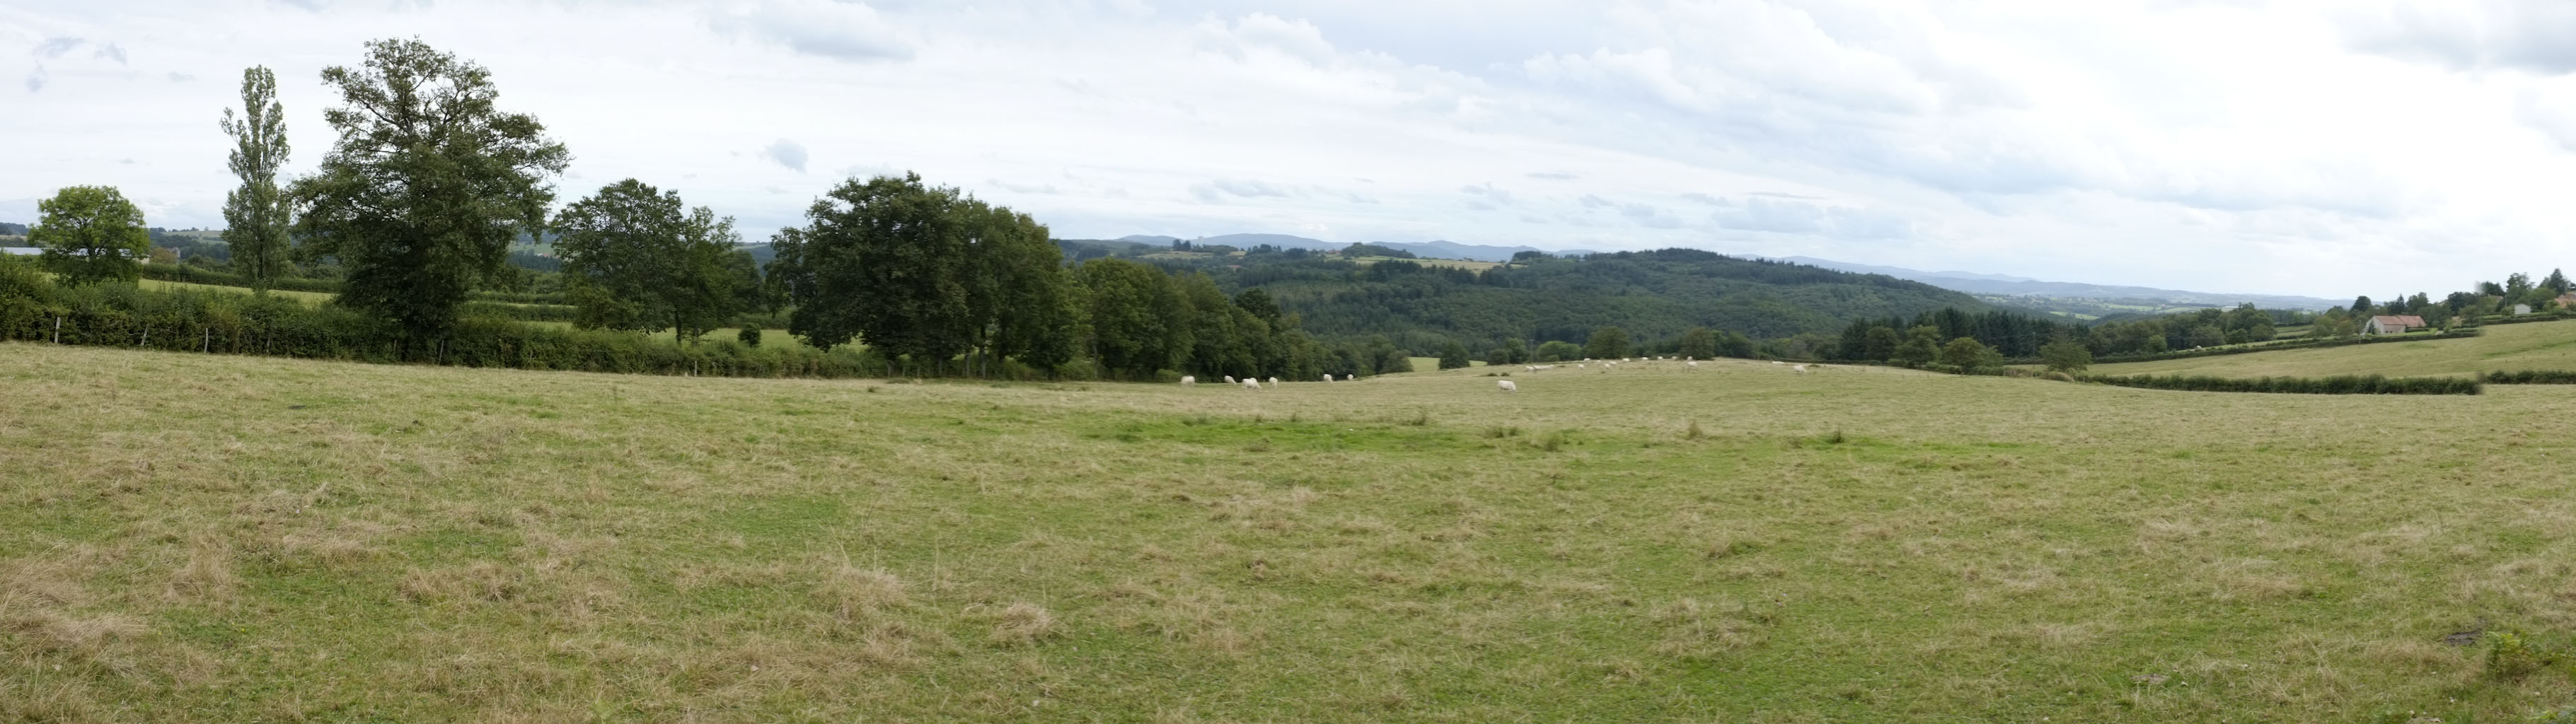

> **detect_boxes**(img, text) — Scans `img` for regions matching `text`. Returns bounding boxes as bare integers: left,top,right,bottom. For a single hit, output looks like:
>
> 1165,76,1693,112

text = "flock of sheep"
1177,356,1820,394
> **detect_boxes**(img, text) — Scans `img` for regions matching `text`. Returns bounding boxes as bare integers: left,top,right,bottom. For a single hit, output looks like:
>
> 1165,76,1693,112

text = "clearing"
4,345,2573,722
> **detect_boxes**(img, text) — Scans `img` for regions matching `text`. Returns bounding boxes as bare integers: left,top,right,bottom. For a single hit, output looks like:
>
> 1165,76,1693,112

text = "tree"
2546,269,2571,295
1078,258,1188,378
1892,325,1940,367
1939,337,1996,371
2039,339,2091,373
2507,273,2534,299
769,173,974,366
1864,326,1900,361
1583,326,1631,359
553,179,741,344
974,204,1080,375
1676,327,1719,359
1535,340,1581,362
1438,339,1471,369
30,185,151,286
2351,296,2373,315
220,65,294,295
291,38,569,341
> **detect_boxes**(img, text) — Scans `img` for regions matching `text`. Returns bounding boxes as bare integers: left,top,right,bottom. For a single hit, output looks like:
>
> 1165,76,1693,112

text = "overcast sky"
8,1,2576,298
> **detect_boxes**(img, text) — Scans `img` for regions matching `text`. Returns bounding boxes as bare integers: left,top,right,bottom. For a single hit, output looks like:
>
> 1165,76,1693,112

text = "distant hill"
1778,256,2339,310
1100,245,1989,351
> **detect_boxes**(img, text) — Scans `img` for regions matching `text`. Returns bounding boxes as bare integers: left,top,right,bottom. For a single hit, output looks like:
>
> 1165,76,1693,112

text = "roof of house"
2372,315,2427,327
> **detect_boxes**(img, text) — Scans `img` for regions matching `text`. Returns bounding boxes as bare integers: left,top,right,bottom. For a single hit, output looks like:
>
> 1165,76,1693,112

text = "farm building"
2365,315,2427,335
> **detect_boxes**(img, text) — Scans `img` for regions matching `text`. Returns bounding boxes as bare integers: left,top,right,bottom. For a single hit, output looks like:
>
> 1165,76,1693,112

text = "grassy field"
138,278,336,305
2090,320,2576,378
7,346,2576,722
1348,255,1501,272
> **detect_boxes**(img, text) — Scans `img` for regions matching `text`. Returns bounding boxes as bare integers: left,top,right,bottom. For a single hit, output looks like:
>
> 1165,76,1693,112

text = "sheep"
1242,378,1261,390
1223,375,1236,384
1576,363,1586,368
1324,374,1336,383
1793,364,1809,374
1181,375,1196,385
1687,361,1699,368
1497,380,1518,392
1267,377,1279,386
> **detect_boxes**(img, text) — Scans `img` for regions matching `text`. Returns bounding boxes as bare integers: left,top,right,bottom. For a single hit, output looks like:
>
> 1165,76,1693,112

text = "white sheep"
1497,380,1518,392
1267,377,1279,386
1324,374,1335,383
1242,378,1261,390
1223,375,1236,384
1576,363,1586,368
1181,375,1196,385
1793,364,1808,374
1687,361,1699,368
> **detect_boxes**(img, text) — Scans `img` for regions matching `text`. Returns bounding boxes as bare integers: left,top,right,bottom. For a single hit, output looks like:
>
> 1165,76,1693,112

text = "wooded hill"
1065,242,1990,352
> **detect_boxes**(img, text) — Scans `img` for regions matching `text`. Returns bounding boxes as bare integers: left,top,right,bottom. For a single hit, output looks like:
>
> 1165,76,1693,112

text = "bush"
2072,373,2480,395
738,327,762,347
2478,369,2576,384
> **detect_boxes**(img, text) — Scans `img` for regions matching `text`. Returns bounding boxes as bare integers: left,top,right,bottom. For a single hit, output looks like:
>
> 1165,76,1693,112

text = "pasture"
2090,320,2576,378
5,344,2575,722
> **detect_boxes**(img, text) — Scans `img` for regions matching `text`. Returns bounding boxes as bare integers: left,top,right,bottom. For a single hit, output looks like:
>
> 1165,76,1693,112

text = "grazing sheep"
1242,378,1261,390
1324,374,1335,382
1792,364,1808,373
1223,375,1236,384
1267,377,1279,386
1576,363,1586,368
1687,361,1699,368
1497,380,1518,392
1181,375,1196,385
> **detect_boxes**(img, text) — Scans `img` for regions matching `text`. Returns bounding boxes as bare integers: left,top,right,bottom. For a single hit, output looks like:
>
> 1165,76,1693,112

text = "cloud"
1195,179,1298,199
1577,194,1613,209
1679,192,1722,206
166,71,193,83
987,178,1060,195
31,37,83,59
1620,202,1685,229
23,64,42,93
763,139,807,172
1525,171,1577,180
716,0,912,62
1710,196,1910,239
2340,1,2576,74
93,42,126,65
1459,182,1513,205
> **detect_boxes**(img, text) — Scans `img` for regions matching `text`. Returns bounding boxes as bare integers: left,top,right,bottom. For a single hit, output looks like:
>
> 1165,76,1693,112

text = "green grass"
5,347,2575,721
2091,320,2576,378
137,278,336,305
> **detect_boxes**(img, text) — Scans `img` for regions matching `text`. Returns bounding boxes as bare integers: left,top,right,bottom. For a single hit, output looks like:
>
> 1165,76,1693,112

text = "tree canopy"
219,65,294,295
553,179,741,343
30,186,151,286
291,38,569,340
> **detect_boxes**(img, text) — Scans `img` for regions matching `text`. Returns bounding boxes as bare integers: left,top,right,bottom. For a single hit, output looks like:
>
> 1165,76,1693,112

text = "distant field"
2089,320,2576,378
1349,255,1499,272
6,346,2575,721
138,278,335,305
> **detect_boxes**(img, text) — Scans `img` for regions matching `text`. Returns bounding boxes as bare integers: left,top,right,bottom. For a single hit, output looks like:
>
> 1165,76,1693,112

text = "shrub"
2072,373,2479,395
738,327,762,347
2478,369,2576,384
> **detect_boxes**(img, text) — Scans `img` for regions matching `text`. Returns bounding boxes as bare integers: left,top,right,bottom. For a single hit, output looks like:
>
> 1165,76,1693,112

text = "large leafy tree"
770,173,975,368
1078,257,1189,378
219,65,294,294
1583,326,1631,359
969,204,1080,375
30,185,151,286
553,179,741,343
291,38,569,341
1676,327,1719,359
769,173,1079,375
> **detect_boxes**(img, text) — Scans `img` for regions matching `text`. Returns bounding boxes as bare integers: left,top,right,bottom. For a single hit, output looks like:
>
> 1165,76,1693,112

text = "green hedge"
2478,369,2576,385
2081,328,2481,366
4,260,889,379
2074,373,2479,395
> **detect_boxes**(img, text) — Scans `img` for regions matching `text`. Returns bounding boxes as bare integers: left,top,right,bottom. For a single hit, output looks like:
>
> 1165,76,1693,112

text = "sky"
8,0,2576,298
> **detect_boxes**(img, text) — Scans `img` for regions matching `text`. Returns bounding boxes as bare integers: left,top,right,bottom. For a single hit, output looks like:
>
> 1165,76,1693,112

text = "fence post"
52,316,61,344
203,327,211,354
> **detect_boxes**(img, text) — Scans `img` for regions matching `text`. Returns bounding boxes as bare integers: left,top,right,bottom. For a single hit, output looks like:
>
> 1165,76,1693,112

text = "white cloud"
713,0,911,62
763,139,807,172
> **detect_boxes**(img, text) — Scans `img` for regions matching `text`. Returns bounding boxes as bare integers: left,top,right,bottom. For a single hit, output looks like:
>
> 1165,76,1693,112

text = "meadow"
2091,320,2576,378
6,342,2576,722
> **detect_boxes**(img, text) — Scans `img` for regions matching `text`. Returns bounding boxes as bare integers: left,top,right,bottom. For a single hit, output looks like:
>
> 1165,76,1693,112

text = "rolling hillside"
2086,320,2576,378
